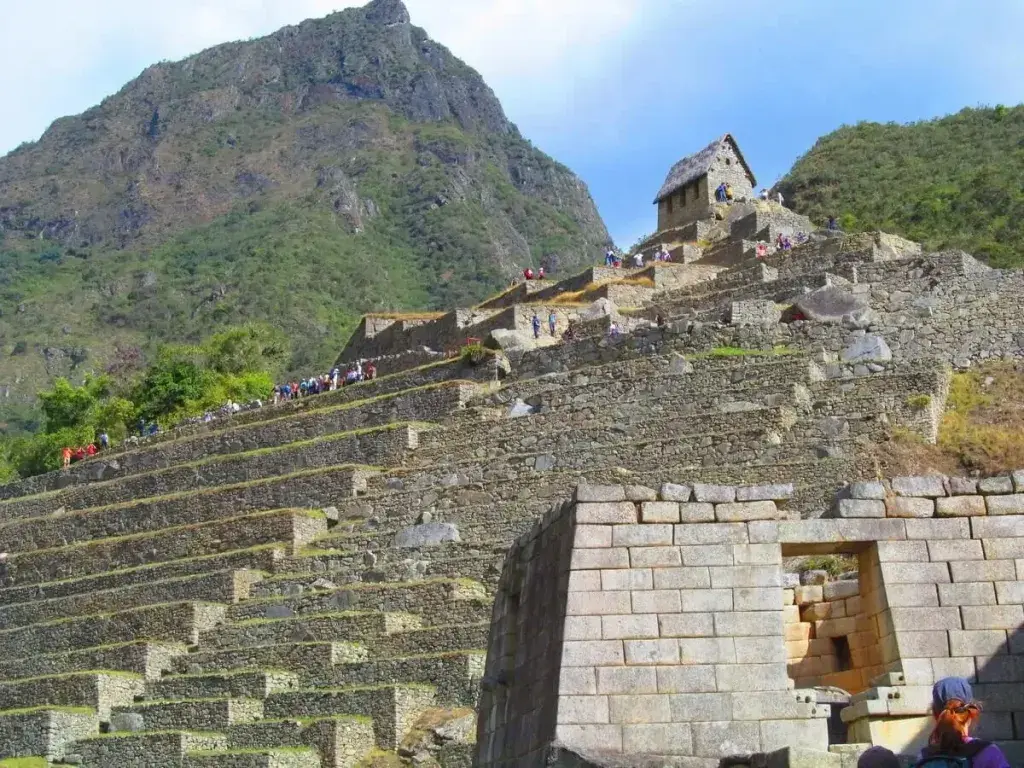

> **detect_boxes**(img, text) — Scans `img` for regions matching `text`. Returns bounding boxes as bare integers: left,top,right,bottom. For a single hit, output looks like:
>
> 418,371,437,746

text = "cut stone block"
575,502,637,524
576,485,627,502
891,475,947,498
886,497,935,518
978,476,1014,495
986,495,1024,516
641,502,680,524
736,484,794,502
935,496,987,518
678,503,716,523
715,501,779,522
836,499,885,518
849,481,886,500
693,484,737,503
660,483,692,502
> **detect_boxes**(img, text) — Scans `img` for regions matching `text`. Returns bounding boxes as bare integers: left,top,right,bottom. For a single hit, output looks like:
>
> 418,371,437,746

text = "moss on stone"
78,730,224,741
0,758,50,768
0,669,144,684
0,705,95,717
226,609,416,628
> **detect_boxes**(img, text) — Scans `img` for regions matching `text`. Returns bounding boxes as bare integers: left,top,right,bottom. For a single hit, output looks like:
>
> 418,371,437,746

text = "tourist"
365,361,377,380
725,183,734,202
916,677,1010,767
856,746,899,768
782,235,793,251
715,182,727,203
605,248,615,267
61,446,72,468
531,313,541,339
608,321,620,338
548,311,557,337
759,188,769,201
85,443,97,457
633,251,644,268
756,243,768,260
538,267,546,279
776,190,785,206
656,314,666,328
138,417,146,437
98,432,109,450
524,267,534,281
828,216,839,231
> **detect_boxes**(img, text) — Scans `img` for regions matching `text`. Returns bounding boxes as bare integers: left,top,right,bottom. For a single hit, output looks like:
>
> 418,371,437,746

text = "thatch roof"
653,134,756,203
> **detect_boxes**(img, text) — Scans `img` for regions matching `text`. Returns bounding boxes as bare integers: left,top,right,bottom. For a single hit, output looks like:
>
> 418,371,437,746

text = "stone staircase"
0,228,967,766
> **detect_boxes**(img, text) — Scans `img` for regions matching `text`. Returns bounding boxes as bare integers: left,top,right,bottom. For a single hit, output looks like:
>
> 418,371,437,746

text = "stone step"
3,379,472,512
263,684,436,750
303,651,485,709
415,406,797,466
183,746,322,768
111,697,264,732
1,464,354,554
0,706,99,762
0,544,284,607
0,641,186,683
74,731,228,768
0,421,412,520
6,509,321,586
0,671,145,721
148,670,301,701
237,577,487,620
173,642,366,677
278,545,509,590
0,569,263,630
371,623,491,660
227,716,374,768
198,611,423,651
0,602,226,661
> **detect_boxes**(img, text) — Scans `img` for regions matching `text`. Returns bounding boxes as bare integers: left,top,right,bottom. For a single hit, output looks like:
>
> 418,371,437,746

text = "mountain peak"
363,0,410,26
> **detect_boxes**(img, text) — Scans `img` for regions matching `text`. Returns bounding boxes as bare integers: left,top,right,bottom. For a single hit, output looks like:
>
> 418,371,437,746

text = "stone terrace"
0,218,1022,766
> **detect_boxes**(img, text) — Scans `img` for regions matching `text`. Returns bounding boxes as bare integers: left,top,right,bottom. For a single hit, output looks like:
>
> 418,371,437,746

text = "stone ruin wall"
477,474,1024,767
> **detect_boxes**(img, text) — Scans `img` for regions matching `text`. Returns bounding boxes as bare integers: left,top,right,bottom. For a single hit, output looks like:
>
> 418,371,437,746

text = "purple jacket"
919,739,1010,768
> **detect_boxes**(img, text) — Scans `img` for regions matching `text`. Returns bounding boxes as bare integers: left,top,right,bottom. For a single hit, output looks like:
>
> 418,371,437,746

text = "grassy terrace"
1,464,366,528
0,545,279,594
0,421,430,512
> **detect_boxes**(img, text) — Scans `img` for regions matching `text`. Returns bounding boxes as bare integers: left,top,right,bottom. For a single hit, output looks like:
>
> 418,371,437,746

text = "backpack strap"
917,740,992,766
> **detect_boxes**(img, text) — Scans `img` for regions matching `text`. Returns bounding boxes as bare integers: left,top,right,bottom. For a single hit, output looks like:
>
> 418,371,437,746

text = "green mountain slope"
0,0,609,428
778,104,1024,267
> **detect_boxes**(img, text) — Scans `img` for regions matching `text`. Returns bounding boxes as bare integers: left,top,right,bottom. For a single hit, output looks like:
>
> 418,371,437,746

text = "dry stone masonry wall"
479,477,1024,766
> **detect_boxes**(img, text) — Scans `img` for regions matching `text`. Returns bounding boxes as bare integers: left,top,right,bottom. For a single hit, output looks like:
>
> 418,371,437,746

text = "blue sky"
1,0,1023,247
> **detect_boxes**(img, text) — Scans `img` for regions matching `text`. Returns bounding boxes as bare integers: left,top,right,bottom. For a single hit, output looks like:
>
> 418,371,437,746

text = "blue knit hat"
932,676,974,714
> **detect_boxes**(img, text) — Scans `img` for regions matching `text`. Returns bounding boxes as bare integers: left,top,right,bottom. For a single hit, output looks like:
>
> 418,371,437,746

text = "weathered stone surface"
841,333,892,361
848,480,886,500
836,499,885,518
795,286,872,328
885,497,934,518
936,496,987,517
891,475,947,498
692,484,736,503
393,522,460,548
978,476,1014,495
660,483,693,502
736,484,794,502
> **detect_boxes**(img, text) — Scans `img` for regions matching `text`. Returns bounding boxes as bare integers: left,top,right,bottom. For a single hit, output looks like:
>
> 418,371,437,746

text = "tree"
202,323,289,375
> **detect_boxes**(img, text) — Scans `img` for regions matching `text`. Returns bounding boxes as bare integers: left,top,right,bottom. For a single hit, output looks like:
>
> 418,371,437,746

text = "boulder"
110,712,145,732
792,285,872,328
582,297,619,322
486,329,529,354
841,334,892,363
393,522,461,548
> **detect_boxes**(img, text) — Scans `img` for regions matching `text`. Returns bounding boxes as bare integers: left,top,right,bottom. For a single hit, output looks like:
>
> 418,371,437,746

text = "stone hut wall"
478,472,1024,765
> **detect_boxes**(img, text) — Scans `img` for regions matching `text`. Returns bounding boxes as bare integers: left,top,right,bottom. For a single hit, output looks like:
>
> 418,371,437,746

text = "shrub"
905,394,932,410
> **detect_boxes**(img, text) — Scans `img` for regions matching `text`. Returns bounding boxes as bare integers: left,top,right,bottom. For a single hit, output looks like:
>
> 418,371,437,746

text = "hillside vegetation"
778,105,1024,267
0,0,608,430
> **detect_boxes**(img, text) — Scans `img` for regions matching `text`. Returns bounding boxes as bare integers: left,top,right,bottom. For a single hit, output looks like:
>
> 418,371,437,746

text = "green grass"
0,705,94,717
0,669,143,684
78,730,223,740
0,758,50,768
0,600,224,633
7,508,317,558
187,747,317,757
780,104,1024,268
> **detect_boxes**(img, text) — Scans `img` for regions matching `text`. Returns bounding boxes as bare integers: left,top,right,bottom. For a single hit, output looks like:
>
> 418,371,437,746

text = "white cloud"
0,0,658,154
